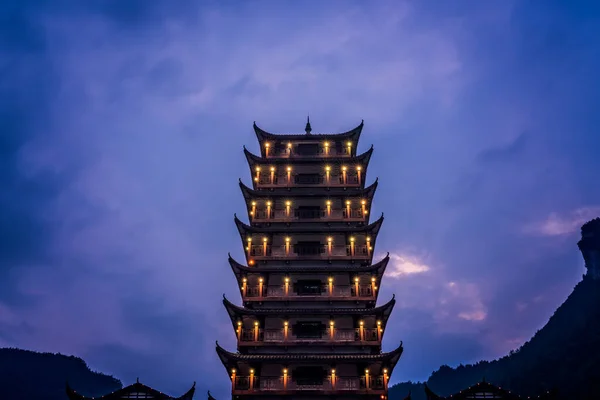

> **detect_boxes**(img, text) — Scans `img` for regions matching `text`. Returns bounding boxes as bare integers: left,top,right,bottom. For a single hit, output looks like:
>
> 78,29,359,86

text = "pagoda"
213,118,403,400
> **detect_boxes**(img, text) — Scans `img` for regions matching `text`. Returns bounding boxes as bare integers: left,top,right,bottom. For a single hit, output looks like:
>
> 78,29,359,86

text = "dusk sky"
2,0,600,398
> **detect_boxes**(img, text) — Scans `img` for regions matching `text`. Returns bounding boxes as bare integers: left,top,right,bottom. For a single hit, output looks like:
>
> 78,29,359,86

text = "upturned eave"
253,120,364,148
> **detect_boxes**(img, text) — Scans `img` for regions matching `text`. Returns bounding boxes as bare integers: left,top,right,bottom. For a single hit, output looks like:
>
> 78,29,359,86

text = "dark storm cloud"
0,1,66,303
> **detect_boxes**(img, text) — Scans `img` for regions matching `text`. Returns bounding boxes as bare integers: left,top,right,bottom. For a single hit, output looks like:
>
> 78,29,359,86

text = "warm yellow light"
328,277,333,282
377,320,382,325
254,321,258,326
284,321,288,326
256,166,261,172
325,165,331,171
360,320,364,326
265,143,270,148
371,277,376,282
347,141,352,147
327,237,333,242
250,369,255,374
270,166,275,172
342,166,347,171
357,165,362,171
287,166,291,171
266,201,272,206
232,368,236,373
252,201,256,206
346,200,351,205
242,277,247,283
366,236,371,242
237,321,242,326
350,237,355,242
324,141,329,147
361,199,366,205
383,368,388,374
285,237,291,242
330,320,334,326
326,200,331,205
285,277,289,283
365,368,369,373
331,369,336,374
354,277,359,282
285,201,291,206
283,368,288,374
254,177,258,181
248,260,254,265
287,142,292,148
259,277,264,283
247,237,252,242
249,212,253,217
263,237,268,242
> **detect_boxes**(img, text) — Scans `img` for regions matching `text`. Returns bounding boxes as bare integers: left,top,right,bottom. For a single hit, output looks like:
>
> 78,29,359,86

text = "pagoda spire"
305,115,312,134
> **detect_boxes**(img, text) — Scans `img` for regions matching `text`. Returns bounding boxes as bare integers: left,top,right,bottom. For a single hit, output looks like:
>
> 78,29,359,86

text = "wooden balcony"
232,375,386,395
255,175,361,188
252,208,366,223
243,284,375,301
265,146,353,159
248,244,371,261
238,328,380,346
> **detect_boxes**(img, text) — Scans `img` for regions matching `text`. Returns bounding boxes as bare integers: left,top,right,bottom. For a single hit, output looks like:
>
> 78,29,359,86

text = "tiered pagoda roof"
234,213,384,235
227,252,390,274
424,380,558,400
223,295,396,319
238,178,379,197
66,380,195,400
244,145,374,165
216,341,403,364
253,120,364,144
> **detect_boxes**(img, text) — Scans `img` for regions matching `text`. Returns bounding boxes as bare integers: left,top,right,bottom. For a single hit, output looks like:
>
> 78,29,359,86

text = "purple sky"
2,0,600,398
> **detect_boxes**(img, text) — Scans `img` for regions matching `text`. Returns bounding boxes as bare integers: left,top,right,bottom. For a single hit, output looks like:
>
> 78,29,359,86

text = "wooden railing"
255,175,360,188
243,285,374,299
238,328,380,344
265,147,353,158
232,375,386,392
252,209,365,222
248,244,370,260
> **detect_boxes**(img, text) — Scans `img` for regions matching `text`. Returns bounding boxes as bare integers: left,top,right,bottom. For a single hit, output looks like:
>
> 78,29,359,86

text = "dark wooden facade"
211,119,402,399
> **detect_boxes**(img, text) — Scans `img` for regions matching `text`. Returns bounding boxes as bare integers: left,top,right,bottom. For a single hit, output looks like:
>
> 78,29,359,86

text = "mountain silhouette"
390,218,600,400
0,348,122,400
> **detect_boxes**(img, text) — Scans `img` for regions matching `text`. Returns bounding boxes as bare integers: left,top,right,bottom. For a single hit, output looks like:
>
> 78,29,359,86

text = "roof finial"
136,377,139,383
305,115,312,135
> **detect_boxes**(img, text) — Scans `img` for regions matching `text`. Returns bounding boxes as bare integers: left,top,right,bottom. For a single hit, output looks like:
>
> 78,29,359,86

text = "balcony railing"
255,175,360,188
265,147,353,158
252,209,365,222
232,375,386,392
243,285,374,299
238,328,380,344
247,245,370,260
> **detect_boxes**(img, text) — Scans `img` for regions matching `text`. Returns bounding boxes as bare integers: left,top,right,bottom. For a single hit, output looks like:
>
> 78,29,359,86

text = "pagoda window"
295,173,323,185
294,241,323,256
292,321,326,339
295,205,322,219
294,279,325,295
296,143,320,156
273,143,287,155
292,366,326,386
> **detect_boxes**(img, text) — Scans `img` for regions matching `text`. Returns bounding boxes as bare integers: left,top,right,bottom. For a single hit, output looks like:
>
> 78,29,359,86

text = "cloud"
524,207,600,237
384,251,487,332
387,252,431,278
